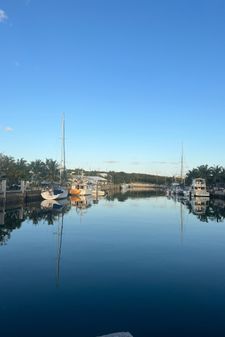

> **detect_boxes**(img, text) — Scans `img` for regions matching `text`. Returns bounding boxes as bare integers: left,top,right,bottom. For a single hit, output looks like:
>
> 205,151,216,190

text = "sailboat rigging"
180,142,184,184
60,113,66,184
41,113,68,200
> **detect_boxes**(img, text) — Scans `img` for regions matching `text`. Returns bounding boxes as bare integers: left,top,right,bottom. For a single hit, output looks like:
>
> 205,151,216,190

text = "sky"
0,0,225,176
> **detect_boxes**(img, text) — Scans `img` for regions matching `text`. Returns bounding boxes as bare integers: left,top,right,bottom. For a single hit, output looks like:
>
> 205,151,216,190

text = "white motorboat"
190,178,210,198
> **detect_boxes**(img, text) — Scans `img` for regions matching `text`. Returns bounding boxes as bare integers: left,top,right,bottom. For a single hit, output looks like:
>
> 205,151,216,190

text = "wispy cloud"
150,161,178,165
0,9,8,23
104,160,119,164
130,161,140,165
4,126,13,132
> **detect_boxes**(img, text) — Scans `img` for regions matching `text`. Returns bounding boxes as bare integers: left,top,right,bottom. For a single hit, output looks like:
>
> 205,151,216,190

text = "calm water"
1,192,225,337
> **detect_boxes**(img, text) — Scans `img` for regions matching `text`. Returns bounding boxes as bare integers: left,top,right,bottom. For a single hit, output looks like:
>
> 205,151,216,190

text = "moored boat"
190,178,210,198
41,113,68,200
69,180,92,196
41,186,68,200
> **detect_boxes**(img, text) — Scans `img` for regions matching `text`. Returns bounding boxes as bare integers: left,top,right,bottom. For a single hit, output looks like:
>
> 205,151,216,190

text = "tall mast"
180,142,184,184
60,113,66,184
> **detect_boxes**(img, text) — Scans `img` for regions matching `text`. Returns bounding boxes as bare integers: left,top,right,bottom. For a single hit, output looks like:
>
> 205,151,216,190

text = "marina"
1,1,225,336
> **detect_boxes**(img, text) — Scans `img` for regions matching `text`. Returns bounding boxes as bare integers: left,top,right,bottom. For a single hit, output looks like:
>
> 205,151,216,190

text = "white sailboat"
41,186,68,200
41,114,68,200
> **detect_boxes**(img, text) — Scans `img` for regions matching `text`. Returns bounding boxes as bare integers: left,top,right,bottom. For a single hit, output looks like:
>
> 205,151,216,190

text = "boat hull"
41,188,68,200
69,188,81,195
70,188,92,196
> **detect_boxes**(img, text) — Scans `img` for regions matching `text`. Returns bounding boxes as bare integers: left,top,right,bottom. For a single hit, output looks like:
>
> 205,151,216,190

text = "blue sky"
0,0,225,176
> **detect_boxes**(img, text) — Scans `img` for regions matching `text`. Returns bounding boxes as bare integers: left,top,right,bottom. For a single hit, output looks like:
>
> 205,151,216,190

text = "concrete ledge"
0,190,42,205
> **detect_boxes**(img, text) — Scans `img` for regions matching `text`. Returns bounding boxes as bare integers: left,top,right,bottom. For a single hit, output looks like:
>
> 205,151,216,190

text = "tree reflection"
107,190,164,202
185,198,225,223
1,195,225,246
0,200,71,245
0,208,23,245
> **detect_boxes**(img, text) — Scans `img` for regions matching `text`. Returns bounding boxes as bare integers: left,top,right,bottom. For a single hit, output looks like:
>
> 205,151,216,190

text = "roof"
86,176,107,182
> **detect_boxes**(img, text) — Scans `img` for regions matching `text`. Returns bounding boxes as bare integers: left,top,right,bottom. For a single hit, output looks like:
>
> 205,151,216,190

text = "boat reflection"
178,197,225,223
41,198,70,211
1,195,225,247
190,197,210,216
70,195,92,217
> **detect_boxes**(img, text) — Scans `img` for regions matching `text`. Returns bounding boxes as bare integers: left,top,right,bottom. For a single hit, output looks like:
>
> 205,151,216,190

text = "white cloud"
104,160,119,164
4,127,13,132
0,9,8,23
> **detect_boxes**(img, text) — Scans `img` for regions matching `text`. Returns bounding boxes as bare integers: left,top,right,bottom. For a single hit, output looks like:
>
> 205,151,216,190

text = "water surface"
1,193,225,337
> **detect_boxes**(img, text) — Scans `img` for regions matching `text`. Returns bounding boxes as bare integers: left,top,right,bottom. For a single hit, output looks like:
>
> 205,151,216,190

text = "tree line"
1,153,224,187
0,153,60,187
0,153,173,187
185,165,225,187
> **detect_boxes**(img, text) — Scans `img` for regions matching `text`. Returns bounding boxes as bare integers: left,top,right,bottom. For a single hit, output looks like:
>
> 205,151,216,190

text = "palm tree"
45,159,60,182
29,160,47,185
15,158,30,181
210,165,223,186
0,154,17,186
185,165,212,185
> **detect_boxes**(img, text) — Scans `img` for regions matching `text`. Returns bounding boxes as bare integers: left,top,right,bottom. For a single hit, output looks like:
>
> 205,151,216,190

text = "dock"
0,179,42,207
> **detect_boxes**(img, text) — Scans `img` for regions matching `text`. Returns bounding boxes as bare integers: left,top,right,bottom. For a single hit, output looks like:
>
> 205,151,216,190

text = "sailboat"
41,114,68,200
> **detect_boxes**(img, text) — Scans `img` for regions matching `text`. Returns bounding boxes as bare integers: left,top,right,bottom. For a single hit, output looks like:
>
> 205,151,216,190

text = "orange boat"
69,182,92,196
